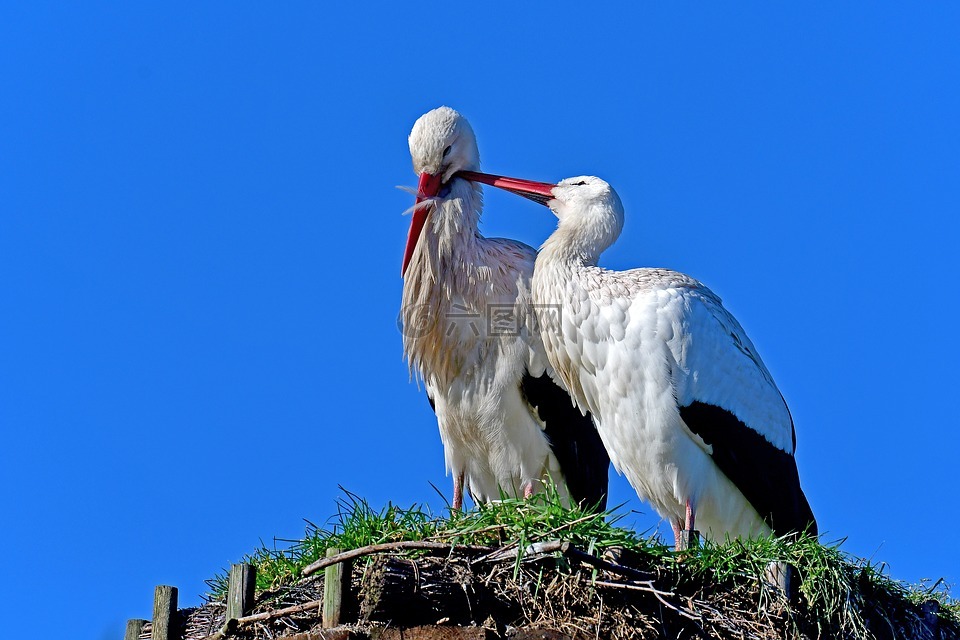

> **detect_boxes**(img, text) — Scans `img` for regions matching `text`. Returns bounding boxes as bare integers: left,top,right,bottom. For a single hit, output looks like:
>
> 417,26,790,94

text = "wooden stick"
592,578,675,599
301,540,492,577
563,544,655,581
124,619,148,640
198,618,237,640
480,539,567,562
238,599,323,624
763,560,796,603
226,564,256,621
198,601,323,639
428,522,508,539
322,547,349,627
593,580,698,621
151,585,178,640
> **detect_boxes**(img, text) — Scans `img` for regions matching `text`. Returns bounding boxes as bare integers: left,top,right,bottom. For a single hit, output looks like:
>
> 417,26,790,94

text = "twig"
476,539,656,585
427,522,508,540
593,579,701,622
472,539,521,565
481,540,568,562
592,579,676,600
541,513,603,538
563,544,655,582
301,540,492,577
199,618,237,640
200,598,323,639
249,600,322,628
465,513,600,564
595,594,604,640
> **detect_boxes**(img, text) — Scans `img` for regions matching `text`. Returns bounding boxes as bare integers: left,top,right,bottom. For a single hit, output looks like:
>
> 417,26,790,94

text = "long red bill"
401,172,443,277
456,170,556,206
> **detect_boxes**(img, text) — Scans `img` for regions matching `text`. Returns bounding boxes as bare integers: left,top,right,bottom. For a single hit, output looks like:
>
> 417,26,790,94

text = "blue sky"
2,4,958,638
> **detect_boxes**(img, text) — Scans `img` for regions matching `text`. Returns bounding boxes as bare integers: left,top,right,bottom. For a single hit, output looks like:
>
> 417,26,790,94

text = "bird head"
409,106,480,182
551,176,624,242
402,107,481,276
456,172,625,258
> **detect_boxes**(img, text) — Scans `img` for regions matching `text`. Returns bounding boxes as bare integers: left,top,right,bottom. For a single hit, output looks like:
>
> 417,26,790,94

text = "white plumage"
460,172,816,545
399,108,608,510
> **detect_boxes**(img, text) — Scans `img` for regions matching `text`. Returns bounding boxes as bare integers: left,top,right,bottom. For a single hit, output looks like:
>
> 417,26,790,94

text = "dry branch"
593,580,696,620
301,540,493,577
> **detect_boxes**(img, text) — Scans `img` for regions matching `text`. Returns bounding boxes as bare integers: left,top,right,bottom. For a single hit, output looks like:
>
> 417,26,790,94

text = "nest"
140,540,956,640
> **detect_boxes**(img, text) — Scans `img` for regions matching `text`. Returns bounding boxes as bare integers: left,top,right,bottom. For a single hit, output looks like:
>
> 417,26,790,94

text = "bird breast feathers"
401,236,545,389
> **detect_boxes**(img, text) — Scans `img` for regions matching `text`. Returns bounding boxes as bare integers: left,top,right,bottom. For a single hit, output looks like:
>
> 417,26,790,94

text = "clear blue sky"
2,4,958,638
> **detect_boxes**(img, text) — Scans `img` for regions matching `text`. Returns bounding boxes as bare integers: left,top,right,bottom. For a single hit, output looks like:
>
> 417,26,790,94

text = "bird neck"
530,240,590,416
400,181,484,374
538,225,603,269
423,181,483,266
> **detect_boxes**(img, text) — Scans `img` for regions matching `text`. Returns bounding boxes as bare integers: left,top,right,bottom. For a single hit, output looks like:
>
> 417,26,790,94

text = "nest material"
155,542,956,640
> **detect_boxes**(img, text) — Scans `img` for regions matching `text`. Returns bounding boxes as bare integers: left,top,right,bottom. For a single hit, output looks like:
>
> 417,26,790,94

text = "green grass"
206,488,959,636
206,485,647,596
673,533,960,636
206,488,445,596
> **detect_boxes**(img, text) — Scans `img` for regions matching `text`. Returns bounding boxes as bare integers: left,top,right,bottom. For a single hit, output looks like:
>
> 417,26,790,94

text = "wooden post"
764,561,796,602
602,545,647,569
921,600,941,637
124,619,148,640
151,585,178,640
360,555,479,626
323,547,352,628
678,529,700,551
226,563,256,621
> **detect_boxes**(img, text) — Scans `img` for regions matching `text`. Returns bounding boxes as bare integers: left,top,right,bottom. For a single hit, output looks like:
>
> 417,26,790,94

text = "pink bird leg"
685,498,696,532
452,472,465,511
523,481,535,499
672,499,698,550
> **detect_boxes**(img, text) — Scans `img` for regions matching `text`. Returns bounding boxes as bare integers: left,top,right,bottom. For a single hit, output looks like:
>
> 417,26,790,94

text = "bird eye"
573,180,587,186
442,145,452,158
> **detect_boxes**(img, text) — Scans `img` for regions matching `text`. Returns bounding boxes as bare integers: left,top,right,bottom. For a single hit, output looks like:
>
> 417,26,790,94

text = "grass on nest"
206,485,649,598
206,487,959,635
679,533,960,636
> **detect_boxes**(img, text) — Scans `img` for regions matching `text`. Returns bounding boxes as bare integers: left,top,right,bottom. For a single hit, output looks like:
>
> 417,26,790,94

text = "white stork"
458,171,817,545
399,107,609,511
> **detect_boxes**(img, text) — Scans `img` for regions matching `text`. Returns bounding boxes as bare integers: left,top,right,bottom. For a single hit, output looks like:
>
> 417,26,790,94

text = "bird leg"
523,481,535,499
674,499,700,551
685,498,696,532
452,472,465,511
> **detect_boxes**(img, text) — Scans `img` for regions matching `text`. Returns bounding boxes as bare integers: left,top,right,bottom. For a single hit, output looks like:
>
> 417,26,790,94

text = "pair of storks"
399,107,816,547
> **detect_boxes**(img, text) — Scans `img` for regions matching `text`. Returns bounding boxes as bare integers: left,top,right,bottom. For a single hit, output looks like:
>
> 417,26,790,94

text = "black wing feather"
679,401,817,536
520,372,610,510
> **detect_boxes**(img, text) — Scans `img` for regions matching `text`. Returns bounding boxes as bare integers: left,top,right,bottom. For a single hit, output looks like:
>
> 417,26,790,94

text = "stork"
458,171,817,546
399,108,609,511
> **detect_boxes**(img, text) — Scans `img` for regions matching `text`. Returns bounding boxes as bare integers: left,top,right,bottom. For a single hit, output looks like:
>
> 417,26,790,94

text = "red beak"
401,172,444,277
456,170,556,206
